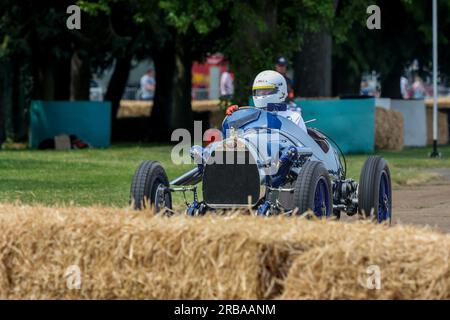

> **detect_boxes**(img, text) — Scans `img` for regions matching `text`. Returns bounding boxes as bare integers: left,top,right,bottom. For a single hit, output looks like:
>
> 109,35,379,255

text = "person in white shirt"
220,70,234,98
140,68,156,100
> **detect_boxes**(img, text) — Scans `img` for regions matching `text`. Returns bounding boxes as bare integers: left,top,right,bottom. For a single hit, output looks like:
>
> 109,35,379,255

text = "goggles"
252,85,278,97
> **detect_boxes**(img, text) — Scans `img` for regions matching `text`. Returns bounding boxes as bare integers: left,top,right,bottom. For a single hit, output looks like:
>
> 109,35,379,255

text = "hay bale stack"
375,107,404,151
118,100,152,118
0,204,449,299
0,206,263,299
281,227,450,299
117,100,221,118
425,96,450,109
192,100,221,113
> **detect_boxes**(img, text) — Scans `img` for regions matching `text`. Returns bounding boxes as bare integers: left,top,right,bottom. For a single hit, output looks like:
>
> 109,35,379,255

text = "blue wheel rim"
378,171,391,222
313,177,331,217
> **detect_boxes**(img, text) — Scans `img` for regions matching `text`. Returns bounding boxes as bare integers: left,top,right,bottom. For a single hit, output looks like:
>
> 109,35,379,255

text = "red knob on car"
203,128,222,146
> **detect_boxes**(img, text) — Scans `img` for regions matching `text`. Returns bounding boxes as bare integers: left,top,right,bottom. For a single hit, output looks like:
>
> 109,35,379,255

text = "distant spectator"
275,56,294,98
360,80,371,96
220,62,234,99
140,68,156,100
412,75,426,99
400,76,410,99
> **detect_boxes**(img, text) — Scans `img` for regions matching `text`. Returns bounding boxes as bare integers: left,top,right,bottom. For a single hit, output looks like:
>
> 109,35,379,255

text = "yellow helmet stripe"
252,85,276,90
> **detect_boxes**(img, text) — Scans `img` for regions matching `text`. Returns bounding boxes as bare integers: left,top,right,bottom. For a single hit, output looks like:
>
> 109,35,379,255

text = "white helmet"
252,70,288,108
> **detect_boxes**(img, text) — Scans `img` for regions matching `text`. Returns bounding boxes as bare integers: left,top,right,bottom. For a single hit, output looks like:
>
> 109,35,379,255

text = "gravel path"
343,168,450,233
393,172,450,233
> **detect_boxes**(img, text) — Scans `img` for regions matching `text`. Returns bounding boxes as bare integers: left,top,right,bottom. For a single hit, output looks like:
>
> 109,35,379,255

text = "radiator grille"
203,150,260,206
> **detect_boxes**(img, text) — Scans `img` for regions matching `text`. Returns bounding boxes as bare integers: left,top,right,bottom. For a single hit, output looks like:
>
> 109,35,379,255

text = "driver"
226,70,307,132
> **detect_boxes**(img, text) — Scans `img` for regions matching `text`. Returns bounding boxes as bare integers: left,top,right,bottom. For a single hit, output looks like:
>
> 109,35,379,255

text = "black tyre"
358,156,392,223
293,161,332,217
130,161,172,211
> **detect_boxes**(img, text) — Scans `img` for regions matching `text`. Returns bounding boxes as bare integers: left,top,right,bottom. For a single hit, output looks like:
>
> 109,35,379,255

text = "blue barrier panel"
297,98,375,154
30,100,111,148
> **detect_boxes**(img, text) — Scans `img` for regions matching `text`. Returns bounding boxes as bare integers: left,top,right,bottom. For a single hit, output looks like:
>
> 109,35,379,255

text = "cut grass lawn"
1,144,449,207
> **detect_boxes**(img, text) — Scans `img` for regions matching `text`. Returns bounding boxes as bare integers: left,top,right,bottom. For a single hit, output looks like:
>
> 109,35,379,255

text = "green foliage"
333,0,450,92
0,1,76,61
159,0,230,34
332,0,372,44
3,0,449,138
404,0,450,79
77,0,112,15
223,0,342,103
78,0,356,103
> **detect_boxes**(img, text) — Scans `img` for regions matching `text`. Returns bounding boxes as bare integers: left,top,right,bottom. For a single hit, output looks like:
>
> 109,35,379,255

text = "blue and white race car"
130,105,392,223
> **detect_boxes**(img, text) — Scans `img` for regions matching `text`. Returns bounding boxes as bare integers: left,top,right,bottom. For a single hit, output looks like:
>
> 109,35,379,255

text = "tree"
331,0,375,95
293,0,337,97
147,0,232,139
4,0,448,145
331,0,450,97
291,0,377,97
223,0,350,102
77,0,154,121
1,0,75,141
81,0,233,140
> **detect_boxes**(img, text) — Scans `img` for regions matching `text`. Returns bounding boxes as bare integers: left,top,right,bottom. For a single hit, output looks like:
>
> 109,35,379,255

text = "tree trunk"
380,66,402,98
105,55,132,122
150,38,194,142
11,61,27,140
0,109,4,145
0,57,33,142
150,40,176,141
294,32,333,97
31,59,55,101
172,41,193,132
0,60,11,145
332,56,361,96
228,1,277,105
1,61,13,141
42,60,55,101
54,57,71,100
70,52,90,101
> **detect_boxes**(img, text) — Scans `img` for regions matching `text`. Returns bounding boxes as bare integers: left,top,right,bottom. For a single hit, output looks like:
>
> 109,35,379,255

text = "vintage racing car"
130,105,392,223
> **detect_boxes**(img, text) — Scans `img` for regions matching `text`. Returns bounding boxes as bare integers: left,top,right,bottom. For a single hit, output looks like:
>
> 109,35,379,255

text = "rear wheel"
358,156,392,223
293,161,332,217
130,161,172,212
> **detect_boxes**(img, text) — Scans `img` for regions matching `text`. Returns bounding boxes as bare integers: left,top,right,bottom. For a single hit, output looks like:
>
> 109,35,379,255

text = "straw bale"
281,225,450,299
0,204,448,299
117,100,220,118
375,107,404,151
425,97,450,109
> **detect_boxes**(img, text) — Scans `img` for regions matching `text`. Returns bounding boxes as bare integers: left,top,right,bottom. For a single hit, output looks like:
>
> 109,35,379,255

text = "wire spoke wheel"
130,160,172,212
358,156,392,224
313,177,331,217
294,161,332,218
154,182,170,213
377,171,392,222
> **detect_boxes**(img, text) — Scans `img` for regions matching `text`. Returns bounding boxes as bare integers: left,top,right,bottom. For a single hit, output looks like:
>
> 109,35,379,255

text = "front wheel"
358,156,392,223
130,160,172,212
293,161,332,217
